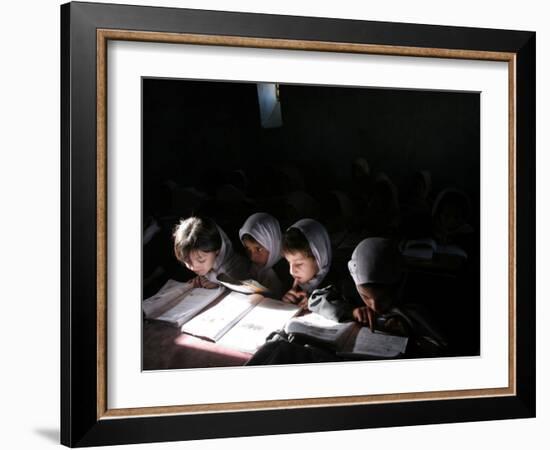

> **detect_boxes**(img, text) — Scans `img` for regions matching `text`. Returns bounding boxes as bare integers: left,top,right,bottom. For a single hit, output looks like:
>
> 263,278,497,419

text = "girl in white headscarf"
347,238,447,350
173,216,250,288
281,218,332,305
239,213,284,297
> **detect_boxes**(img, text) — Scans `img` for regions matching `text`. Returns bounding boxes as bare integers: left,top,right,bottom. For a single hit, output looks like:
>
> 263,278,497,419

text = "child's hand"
353,306,376,332
191,276,218,289
282,281,307,305
190,276,203,288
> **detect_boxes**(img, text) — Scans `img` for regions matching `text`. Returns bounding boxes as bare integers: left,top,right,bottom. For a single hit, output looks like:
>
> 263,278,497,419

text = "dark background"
142,78,480,357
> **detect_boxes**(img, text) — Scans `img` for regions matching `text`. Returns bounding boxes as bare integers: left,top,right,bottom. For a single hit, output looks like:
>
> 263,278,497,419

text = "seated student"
309,237,447,356
281,218,332,306
173,216,250,289
432,188,474,245
239,212,285,298
400,170,433,238
364,172,400,236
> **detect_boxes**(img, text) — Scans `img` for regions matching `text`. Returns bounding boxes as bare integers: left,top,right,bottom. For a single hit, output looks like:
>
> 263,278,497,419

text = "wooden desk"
142,320,252,370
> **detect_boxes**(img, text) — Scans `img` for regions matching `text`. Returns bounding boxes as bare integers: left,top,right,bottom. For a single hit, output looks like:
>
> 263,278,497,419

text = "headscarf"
348,238,403,286
288,218,332,293
204,224,249,283
239,213,282,274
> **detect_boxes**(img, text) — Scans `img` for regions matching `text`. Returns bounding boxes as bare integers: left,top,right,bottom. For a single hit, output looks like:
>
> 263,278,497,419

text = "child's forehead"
189,249,213,258
243,238,264,248
283,251,310,261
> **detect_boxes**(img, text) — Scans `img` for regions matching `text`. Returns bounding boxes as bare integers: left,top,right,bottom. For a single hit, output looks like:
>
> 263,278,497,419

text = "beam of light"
257,83,283,128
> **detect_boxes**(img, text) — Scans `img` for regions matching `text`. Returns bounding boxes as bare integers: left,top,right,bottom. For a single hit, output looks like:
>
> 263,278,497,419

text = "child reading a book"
281,218,332,306
173,216,250,289
239,212,285,298
347,238,406,331
308,237,447,356
348,238,447,353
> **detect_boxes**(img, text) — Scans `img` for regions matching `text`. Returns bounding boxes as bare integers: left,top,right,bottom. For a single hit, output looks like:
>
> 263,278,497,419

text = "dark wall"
143,78,479,229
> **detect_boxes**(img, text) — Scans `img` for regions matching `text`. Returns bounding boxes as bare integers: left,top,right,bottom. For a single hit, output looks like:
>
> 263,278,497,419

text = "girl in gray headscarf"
239,212,284,297
281,218,332,306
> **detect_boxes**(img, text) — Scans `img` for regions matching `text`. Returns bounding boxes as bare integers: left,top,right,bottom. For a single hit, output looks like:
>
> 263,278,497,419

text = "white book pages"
284,313,355,347
217,298,300,353
351,327,408,358
181,292,263,341
216,273,269,295
154,286,226,327
142,279,193,319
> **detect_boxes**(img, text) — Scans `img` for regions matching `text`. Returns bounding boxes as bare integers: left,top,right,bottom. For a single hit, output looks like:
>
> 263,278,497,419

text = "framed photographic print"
61,1,536,447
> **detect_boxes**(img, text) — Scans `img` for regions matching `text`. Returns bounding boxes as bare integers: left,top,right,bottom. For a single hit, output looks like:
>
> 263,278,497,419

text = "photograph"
141,78,481,370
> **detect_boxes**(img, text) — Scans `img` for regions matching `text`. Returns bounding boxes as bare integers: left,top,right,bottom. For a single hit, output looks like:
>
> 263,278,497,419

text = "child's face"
284,251,319,285
184,249,218,276
242,238,269,267
356,284,394,314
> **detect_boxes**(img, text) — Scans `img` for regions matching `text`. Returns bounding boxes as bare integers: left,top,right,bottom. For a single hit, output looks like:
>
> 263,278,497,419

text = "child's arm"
308,285,356,322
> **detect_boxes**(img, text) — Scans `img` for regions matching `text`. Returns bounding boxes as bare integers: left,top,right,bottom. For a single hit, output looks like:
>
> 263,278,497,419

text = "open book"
142,279,226,327
285,313,408,358
216,273,269,295
284,313,356,349
182,292,300,353
143,279,300,353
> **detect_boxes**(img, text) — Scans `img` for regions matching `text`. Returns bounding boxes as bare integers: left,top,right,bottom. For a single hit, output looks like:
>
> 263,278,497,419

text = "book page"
216,273,269,294
154,286,226,327
142,279,193,319
284,313,355,347
217,298,300,353
350,327,408,358
181,292,263,341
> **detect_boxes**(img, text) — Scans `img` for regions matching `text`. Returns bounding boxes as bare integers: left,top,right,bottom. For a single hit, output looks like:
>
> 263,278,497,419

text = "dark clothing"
307,284,448,358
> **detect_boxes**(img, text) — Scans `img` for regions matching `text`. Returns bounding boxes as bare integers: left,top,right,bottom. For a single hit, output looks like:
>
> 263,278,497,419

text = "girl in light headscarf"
281,219,332,306
239,213,284,297
173,216,250,288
